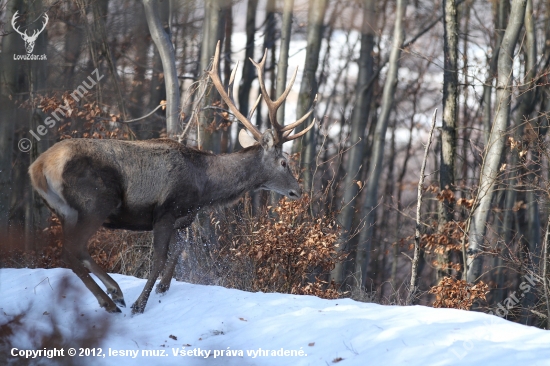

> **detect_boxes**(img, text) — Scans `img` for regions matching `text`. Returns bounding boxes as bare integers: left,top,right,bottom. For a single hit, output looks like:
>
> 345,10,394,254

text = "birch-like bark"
481,0,508,145
355,0,407,289
330,0,375,285
467,0,527,283
437,0,458,281
143,0,181,137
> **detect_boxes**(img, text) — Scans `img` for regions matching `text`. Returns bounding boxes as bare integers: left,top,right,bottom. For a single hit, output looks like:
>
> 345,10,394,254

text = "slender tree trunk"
355,0,408,289
198,0,227,152
0,0,24,237
330,0,375,285
237,0,258,126
26,0,50,250
481,0,508,145
92,0,128,122
518,0,538,325
467,0,527,283
64,3,84,89
437,0,458,281
294,0,328,190
143,0,181,137
130,2,152,139
408,110,438,305
270,0,294,206
221,6,233,153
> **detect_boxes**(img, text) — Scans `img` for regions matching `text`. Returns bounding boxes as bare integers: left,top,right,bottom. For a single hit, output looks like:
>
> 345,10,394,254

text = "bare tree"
331,0,376,285
437,0,458,281
467,0,527,283
355,0,408,289
480,0,508,145
294,0,328,190
237,0,259,126
270,0,295,206
143,0,181,137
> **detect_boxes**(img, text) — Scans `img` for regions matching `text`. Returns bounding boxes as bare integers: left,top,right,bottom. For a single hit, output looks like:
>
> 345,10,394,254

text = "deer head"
12,11,48,54
207,42,317,198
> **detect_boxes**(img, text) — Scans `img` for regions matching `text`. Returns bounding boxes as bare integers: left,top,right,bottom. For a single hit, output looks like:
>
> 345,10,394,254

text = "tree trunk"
518,0,538,324
467,0,527,283
221,5,233,153
0,0,24,237
330,0,375,285
481,0,508,145
237,0,258,126
198,0,227,152
437,0,458,281
64,2,84,89
129,2,151,135
294,0,328,190
355,0,407,289
26,0,50,250
270,0,295,206
143,0,181,137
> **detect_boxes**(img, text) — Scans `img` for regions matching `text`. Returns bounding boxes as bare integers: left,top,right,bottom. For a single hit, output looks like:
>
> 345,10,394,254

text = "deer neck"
201,146,265,206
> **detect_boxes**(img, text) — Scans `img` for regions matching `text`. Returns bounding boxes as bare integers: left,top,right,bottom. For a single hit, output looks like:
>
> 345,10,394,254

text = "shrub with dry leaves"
430,276,489,310
222,195,344,299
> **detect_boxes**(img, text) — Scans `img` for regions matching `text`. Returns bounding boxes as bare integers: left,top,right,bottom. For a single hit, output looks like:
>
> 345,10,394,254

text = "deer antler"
207,41,317,146
249,49,317,144
207,41,263,141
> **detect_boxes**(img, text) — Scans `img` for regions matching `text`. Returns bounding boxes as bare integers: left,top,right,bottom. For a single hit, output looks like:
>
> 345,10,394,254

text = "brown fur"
29,158,47,193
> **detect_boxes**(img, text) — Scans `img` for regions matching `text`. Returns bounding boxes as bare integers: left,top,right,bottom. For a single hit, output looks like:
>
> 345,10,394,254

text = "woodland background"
1,0,550,329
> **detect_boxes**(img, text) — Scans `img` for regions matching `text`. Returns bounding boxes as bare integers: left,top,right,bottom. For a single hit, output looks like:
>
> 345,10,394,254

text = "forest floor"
1,267,550,365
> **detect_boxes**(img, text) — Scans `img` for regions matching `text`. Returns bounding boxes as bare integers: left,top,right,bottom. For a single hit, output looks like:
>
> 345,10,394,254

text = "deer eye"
281,160,287,168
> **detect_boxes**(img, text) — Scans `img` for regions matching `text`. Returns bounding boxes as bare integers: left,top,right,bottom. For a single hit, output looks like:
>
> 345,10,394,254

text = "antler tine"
281,94,318,132
227,60,239,102
284,118,317,141
249,50,284,132
248,94,262,120
207,41,262,141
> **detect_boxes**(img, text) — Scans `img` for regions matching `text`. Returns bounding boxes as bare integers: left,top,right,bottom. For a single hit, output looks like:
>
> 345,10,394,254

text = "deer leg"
80,254,126,307
157,218,194,294
156,237,181,294
63,219,122,313
131,218,175,314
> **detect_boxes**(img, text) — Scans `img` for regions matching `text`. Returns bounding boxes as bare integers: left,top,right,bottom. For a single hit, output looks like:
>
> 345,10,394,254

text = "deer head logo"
11,11,48,54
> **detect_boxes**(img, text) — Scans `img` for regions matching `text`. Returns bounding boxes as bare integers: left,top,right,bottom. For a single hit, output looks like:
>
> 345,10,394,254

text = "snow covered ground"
2,268,550,365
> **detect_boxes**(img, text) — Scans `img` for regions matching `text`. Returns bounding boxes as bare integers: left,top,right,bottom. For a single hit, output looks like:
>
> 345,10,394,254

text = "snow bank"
1,268,549,365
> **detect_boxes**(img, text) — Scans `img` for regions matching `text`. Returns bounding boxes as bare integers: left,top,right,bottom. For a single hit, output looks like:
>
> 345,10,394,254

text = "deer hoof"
114,298,126,308
155,283,170,294
103,304,122,313
131,302,145,315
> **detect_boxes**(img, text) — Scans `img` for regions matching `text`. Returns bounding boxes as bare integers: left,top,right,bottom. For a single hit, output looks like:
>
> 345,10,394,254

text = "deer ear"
260,130,275,150
239,129,258,148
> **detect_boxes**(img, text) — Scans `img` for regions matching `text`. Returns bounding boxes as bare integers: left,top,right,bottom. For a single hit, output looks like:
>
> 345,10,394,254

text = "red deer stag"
29,42,317,314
